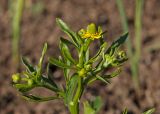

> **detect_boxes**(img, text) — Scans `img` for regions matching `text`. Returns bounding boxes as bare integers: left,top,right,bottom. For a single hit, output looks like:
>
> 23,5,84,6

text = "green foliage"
116,0,144,88
12,18,154,114
11,0,25,67
122,108,155,114
84,96,103,114
143,108,155,114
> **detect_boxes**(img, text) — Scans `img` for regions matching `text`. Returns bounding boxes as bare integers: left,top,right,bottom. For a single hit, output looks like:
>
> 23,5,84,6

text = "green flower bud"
118,51,127,59
27,79,34,86
78,68,86,77
85,64,92,71
12,73,21,83
87,23,97,34
78,29,86,36
103,55,114,67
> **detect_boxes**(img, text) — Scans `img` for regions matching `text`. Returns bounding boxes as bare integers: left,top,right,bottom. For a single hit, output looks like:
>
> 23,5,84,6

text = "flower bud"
87,23,97,34
27,79,34,86
85,64,92,71
12,73,21,83
78,68,86,77
117,51,127,59
103,55,114,67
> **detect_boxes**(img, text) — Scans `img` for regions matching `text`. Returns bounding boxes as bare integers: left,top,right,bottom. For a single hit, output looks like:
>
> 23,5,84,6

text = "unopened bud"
87,23,97,34
12,73,21,83
27,79,34,86
85,64,92,71
78,68,86,77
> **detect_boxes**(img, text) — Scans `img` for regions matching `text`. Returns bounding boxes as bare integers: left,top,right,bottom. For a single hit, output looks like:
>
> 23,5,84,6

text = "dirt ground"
0,0,160,114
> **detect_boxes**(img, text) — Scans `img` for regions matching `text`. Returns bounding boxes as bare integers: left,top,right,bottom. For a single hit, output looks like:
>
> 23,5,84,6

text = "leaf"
60,37,76,64
65,75,79,105
143,108,155,114
36,43,48,79
83,96,103,114
21,57,35,73
41,76,59,92
22,94,58,102
96,75,110,84
14,83,34,92
122,108,128,114
56,18,80,48
49,57,72,69
88,42,107,63
91,96,103,112
103,68,122,79
84,101,96,114
78,46,85,68
60,37,77,47
106,33,128,56
63,60,71,82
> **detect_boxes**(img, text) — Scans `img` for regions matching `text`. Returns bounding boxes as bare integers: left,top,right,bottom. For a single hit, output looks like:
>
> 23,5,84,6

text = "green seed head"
87,23,97,34
12,73,21,83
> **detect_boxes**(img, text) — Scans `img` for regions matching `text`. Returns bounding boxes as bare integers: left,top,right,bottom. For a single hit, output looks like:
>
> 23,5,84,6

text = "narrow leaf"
21,57,35,73
96,75,110,84
22,94,59,102
14,83,34,92
65,75,78,105
143,108,155,114
60,37,76,64
88,42,107,63
106,33,128,56
123,109,128,114
41,76,59,92
91,96,103,112
60,37,77,47
56,18,80,48
36,43,48,78
49,57,71,69
84,101,96,114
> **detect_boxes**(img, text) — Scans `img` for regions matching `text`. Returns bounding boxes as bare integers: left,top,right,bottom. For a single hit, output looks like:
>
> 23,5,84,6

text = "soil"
0,0,160,114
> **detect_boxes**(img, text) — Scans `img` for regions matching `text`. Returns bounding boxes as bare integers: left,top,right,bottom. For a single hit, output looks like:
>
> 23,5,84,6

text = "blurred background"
0,0,160,114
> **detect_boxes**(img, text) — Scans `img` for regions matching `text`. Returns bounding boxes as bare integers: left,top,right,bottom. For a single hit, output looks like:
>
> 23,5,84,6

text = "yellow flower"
78,23,103,40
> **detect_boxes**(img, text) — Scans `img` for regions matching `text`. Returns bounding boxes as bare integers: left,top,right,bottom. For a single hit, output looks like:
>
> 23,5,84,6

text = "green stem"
135,0,143,61
116,0,144,88
69,77,83,114
116,0,132,59
116,0,135,82
133,0,143,88
12,0,25,66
